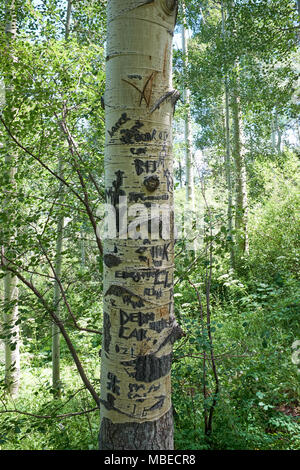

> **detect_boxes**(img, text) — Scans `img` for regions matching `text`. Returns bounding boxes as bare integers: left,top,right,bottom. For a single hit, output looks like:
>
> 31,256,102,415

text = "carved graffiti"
107,372,121,396
108,113,131,138
105,170,125,207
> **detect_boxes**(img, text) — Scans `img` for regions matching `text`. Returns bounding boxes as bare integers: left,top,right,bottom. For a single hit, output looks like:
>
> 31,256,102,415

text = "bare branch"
0,407,99,419
0,255,100,407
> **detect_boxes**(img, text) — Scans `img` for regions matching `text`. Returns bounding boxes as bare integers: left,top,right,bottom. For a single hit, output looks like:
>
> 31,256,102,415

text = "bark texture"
99,0,179,450
99,406,173,450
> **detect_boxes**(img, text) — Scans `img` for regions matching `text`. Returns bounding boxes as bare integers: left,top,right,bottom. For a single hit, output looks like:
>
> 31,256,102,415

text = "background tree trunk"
99,0,180,450
221,2,234,268
51,0,72,399
52,160,64,398
231,73,249,261
2,0,20,397
181,3,195,211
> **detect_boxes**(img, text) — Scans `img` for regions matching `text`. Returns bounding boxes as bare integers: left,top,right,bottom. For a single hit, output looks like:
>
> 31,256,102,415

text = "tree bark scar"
122,72,157,107
163,42,168,77
150,90,180,114
104,254,122,268
103,312,112,353
104,285,146,309
121,352,173,382
144,175,160,191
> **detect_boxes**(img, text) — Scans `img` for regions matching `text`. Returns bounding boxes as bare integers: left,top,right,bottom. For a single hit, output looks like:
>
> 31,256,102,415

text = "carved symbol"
108,113,131,138
122,72,157,107
144,395,166,412
143,175,160,192
120,309,155,327
105,170,125,206
144,286,162,298
107,372,120,396
103,312,111,353
150,243,170,261
130,147,146,155
164,168,173,192
104,285,145,309
128,383,146,400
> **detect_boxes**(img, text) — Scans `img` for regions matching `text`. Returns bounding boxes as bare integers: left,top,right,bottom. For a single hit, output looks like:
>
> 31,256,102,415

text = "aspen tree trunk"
181,3,195,211
275,112,282,153
52,159,64,397
221,2,234,268
227,1,248,263
51,0,72,397
231,70,249,260
271,111,282,153
181,4,196,255
271,119,276,150
80,226,86,268
99,0,182,450
224,84,234,266
178,158,183,188
3,268,19,396
2,0,20,397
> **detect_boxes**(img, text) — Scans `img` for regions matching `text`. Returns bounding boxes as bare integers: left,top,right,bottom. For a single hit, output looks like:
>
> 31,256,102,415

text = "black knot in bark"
143,175,160,192
160,0,177,14
104,254,122,268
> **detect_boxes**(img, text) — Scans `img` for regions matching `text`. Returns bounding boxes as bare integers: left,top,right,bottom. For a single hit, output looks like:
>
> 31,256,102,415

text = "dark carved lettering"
107,372,121,395
103,312,111,353
104,285,145,309
149,319,169,333
108,113,131,138
120,309,155,327
119,325,148,341
144,286,162,298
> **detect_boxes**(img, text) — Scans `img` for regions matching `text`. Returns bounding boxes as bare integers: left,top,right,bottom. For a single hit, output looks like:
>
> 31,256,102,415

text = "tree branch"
0,407,99,420
0,254,100,407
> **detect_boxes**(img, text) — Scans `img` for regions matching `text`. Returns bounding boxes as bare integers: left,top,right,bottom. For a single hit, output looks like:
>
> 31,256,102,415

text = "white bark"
100,0,181,450
221,2,234,267
181,5,195,211
231,72,249,259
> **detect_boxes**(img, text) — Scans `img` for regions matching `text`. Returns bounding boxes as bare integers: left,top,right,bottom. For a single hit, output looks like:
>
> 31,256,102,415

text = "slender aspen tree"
226,1,248,262
52,158,64,397
221,1,234,267
2,0,20,397
231,68,249,259
181,3,195,211
99,0,183,450
51,0,72,398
